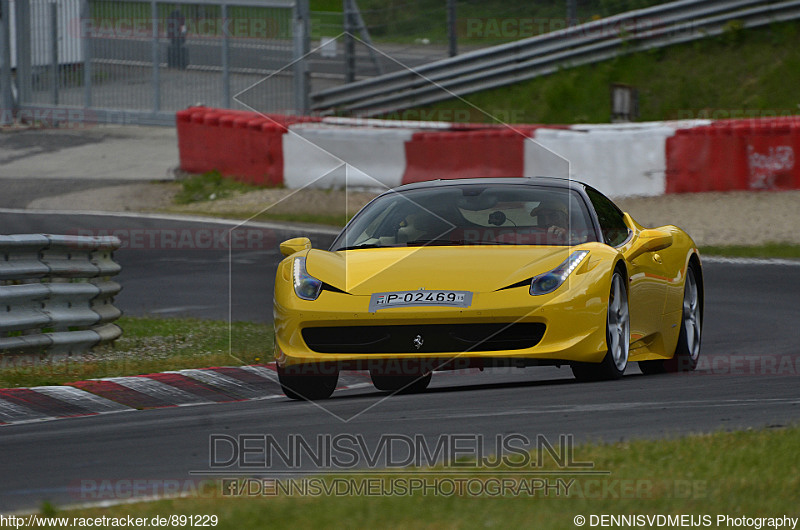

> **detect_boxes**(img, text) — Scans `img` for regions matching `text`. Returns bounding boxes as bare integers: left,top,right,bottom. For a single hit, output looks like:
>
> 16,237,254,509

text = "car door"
585,187,667,345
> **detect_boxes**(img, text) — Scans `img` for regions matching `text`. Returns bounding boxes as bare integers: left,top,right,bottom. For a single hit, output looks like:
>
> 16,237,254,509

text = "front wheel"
277,364,338,400
572,269,629,381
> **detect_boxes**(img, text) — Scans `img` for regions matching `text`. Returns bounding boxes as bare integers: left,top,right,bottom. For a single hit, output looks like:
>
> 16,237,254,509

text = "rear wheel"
370,370,432,394
277,364,338,400
640,264,702,374
572,269,629,381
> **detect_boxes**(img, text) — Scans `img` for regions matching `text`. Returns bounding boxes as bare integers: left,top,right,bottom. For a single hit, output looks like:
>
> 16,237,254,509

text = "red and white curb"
0,363,371,426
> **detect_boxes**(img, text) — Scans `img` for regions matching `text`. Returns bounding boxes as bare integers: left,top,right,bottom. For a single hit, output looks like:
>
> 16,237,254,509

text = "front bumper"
274,271,610,368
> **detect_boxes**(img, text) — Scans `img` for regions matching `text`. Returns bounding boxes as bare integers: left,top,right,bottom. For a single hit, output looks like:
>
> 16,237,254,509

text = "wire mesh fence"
2,0,683,125
9,0,300,124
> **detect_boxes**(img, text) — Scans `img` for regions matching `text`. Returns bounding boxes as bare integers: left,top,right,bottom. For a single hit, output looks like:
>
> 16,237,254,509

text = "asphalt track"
1,211,799,512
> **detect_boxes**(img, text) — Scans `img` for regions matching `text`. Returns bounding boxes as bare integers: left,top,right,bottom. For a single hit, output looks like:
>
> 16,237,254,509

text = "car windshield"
331,183,598,250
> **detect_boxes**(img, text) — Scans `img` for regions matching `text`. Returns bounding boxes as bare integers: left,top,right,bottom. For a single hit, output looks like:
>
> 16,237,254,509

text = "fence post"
151,0,160,112
81,0,92,107
50,2,59,105
0,0,14,124
14,0,32,108
293,0,309,115
567,0,577,25
447,0,457,57
221,1,230,108
343,0,355,84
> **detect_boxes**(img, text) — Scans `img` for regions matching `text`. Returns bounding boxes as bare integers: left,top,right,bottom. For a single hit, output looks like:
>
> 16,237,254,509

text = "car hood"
305,246,579,295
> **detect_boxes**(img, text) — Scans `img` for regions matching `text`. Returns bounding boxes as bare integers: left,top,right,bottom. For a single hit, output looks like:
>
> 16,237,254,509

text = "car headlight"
530,251,589,296
293,256,322,301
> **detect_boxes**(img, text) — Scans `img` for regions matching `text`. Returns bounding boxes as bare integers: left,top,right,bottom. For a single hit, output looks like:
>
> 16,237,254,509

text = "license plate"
368,290,473,312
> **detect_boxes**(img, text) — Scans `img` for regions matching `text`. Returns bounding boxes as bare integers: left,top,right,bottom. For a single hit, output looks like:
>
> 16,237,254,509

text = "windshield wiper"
336,243,387,251
404,239,454,246
405,239,516,246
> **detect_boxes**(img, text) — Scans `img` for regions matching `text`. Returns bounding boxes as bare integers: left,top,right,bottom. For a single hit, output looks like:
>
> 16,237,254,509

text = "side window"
585,187,629,247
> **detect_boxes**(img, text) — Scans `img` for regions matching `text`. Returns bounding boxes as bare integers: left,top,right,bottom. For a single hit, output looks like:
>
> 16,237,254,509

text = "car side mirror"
279,237,312,257
627,229,673,262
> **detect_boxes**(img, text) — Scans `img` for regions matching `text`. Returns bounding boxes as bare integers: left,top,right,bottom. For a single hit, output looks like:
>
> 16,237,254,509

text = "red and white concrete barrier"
176,107,800,196
282,123,416,189
666,118,800,192
532,121,710,196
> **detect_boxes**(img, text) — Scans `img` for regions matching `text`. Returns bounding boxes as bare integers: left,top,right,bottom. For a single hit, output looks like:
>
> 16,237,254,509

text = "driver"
530,199,571,243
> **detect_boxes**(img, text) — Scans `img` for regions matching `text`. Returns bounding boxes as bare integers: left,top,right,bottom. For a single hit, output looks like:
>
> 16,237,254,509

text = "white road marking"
0,208,341,235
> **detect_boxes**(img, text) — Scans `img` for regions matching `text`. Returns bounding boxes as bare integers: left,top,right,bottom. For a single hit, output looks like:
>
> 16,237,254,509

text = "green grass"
402,20,800,124
35,425,800,526
0,317,273,388
700,243,800,260
174,171,264,205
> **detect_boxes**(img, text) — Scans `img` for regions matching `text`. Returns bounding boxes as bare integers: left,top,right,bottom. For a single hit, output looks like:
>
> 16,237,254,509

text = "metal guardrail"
310,0,800,116
0,234,122,359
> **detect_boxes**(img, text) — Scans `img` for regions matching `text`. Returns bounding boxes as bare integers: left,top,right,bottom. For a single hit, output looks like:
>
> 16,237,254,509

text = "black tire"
277,364,338,400
572,268,629,382
370,370,432,394
640,264,702,374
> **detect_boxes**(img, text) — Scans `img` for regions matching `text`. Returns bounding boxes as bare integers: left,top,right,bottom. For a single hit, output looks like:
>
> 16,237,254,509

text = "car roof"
389,176,586,193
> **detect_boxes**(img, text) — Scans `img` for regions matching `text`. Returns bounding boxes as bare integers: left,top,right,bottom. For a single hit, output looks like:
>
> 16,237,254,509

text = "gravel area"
27,182,180,212
22,182,800,247
614,191,800,246
168,187,380,218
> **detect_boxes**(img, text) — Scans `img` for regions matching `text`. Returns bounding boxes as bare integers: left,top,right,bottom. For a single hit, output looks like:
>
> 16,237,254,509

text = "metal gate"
1,0,309,126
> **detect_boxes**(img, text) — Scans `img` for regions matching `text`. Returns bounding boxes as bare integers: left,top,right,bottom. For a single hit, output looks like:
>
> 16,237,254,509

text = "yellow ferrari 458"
273,178,703,400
